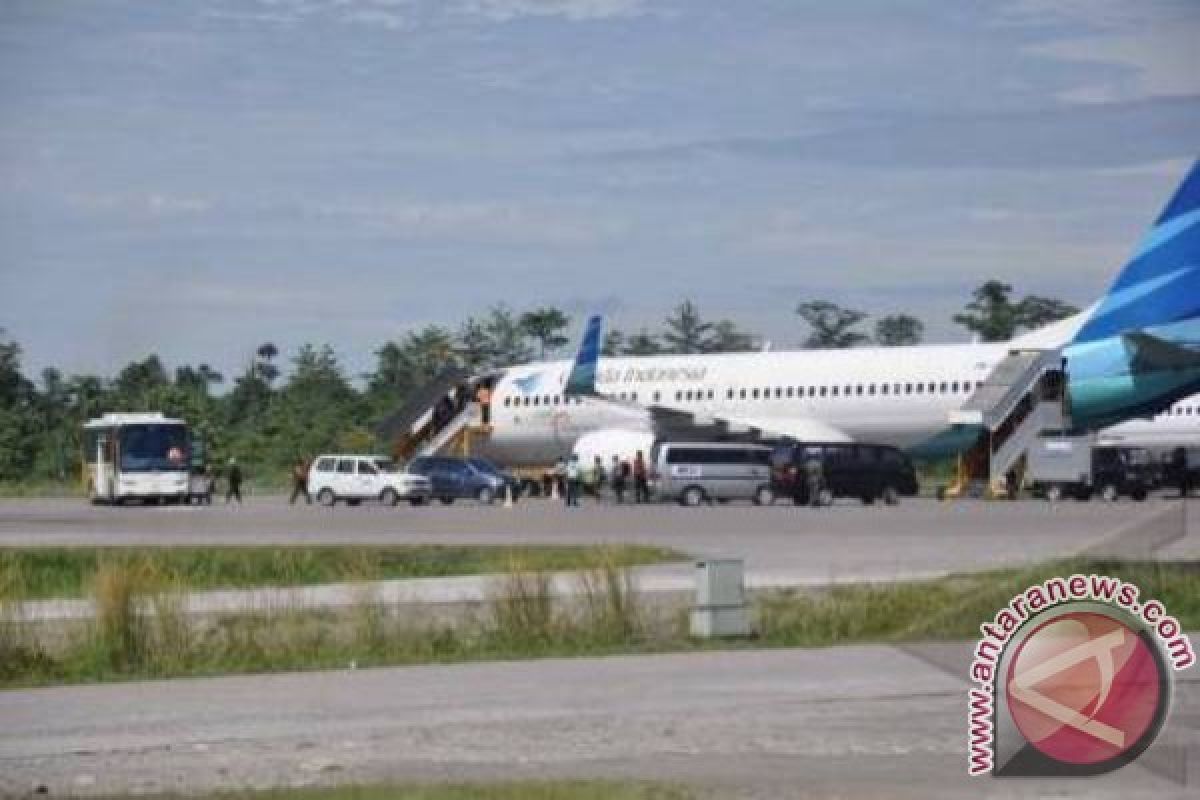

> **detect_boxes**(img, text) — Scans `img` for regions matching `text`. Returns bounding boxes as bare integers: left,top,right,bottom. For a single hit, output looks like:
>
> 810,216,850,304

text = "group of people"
553,451,651,507
431,382,493,435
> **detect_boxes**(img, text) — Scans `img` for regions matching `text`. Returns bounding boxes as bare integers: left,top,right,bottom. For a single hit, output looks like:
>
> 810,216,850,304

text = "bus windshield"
119,424,189,473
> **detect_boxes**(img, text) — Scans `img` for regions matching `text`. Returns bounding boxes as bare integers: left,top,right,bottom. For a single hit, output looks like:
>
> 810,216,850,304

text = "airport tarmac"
1,643,1196,799
0,496,1196,585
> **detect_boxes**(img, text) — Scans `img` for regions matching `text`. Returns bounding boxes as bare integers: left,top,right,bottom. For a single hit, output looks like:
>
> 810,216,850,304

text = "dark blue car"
407,456,520,504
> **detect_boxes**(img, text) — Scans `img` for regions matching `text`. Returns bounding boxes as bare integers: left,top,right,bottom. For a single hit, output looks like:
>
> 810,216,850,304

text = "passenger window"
786,387,794,398
707,389,714,400
653,391,661,403
855,385,863,395
676,391,683,402
905,383,913,394
727,389,734,400
739,389,747,399
808,387,816,397
951,382,959,393
336,459,355,474
819,386,827,397
632,392,638,402
939,382,947,393
775,387,783,398
880,384,888,395
831,386,839,397
868,384,876,395
752,389,760,399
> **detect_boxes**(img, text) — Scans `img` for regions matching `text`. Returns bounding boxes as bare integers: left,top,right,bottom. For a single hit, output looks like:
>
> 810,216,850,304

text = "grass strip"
2,558,1196,689
0,544,686,599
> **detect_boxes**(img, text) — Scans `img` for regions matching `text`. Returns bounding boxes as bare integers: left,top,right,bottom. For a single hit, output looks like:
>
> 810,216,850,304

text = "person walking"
633,450,649,504
553,458,567,500
476,382,492,426
803,452,824,508
591,455,607,503
225,458,244,505
565,454,582,507
289,458,311,505
1172,446,1191,498
611,455,626,505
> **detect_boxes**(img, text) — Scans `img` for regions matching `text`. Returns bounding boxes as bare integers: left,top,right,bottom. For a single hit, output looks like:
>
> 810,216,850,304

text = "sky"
1,0,1198,384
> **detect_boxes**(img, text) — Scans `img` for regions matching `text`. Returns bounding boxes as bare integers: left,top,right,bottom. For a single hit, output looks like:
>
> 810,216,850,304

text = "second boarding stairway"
946,348,1069,497
375,367,494,461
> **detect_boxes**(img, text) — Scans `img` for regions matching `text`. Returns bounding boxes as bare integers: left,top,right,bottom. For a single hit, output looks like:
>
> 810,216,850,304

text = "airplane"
464,160,1200,468
1098,395,1200,450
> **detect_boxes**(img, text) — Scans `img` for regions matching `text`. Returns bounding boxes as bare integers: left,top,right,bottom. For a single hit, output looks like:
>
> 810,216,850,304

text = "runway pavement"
1,643,1196,798
2,497,1198,797
2,496,1196,588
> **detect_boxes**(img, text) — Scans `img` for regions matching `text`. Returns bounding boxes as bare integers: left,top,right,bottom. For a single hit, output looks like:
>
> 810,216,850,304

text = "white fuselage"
480,343,1010,465
475,337,1200,466
1098,397,1200,450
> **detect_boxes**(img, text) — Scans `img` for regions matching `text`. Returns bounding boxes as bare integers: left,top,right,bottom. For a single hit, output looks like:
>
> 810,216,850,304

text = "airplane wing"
644,405,853,443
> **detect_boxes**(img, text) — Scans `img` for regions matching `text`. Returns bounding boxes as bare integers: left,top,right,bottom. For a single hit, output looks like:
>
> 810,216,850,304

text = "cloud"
598,95,1200,170
312,199,630,246
455,0,648,23
997,0,1200,103
65,191,214,219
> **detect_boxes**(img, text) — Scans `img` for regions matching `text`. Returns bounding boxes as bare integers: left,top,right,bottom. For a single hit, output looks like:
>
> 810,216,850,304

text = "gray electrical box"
690,558,751,638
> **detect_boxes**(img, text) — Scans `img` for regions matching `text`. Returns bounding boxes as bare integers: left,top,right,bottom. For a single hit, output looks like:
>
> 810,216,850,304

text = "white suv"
308,455,433,507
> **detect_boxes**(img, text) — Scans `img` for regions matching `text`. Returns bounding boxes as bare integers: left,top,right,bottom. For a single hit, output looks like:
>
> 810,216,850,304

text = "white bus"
83,412,191,504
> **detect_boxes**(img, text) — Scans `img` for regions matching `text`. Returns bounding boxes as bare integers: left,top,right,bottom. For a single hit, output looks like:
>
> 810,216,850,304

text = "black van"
770,442,919,505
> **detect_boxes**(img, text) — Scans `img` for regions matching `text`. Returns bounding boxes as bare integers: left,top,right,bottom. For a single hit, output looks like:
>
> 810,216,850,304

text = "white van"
650,441,774,506
307,455,433,507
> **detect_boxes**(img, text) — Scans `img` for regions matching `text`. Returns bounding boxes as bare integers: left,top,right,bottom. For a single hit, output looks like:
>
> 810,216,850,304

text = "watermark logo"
968,575,1194,777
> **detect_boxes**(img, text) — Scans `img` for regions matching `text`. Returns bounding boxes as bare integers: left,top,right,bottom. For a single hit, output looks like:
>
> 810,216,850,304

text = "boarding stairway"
945,349,1068,497
375,367,493,460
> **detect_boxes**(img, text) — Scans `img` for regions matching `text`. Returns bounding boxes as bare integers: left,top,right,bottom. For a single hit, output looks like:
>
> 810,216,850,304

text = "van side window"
357,460,377,475
316,458,336,472
336,459,355,474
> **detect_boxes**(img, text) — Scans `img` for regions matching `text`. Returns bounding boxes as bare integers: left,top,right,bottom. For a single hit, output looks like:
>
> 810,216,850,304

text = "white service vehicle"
83,412,191,504
307,454,432,507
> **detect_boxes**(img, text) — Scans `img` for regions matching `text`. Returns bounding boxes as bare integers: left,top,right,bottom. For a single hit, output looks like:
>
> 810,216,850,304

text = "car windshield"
118,424,189,473
467,458,501,474
373,458,399,473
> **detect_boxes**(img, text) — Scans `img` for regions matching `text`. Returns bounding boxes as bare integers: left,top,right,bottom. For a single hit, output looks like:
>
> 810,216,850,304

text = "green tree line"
0,283,1075,486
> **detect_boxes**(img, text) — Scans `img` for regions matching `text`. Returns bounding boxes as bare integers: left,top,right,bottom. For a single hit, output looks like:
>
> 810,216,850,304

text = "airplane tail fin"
1072,159,1200,346
564,315,604,396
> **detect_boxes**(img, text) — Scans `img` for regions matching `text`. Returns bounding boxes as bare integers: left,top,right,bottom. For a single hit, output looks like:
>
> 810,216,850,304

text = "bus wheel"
753,486,775,506
681,486,706,507
882,485,900,505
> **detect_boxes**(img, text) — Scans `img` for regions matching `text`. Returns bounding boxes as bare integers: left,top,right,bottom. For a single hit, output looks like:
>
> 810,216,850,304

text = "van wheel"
317,488,336,507
347,498,362,507
680,486,706,507
882,486,899,506
861,494,875,506
380,488,399,507
1131,486,1147,502
409,496,428,506
1099,484,1119,503
753,486,775,506
439,496,455,505
477,486,495,505
1045,485,1063,503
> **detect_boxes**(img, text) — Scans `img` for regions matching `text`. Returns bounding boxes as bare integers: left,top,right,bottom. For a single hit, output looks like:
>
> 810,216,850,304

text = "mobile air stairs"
375,367,494,461
943,348,1069,499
